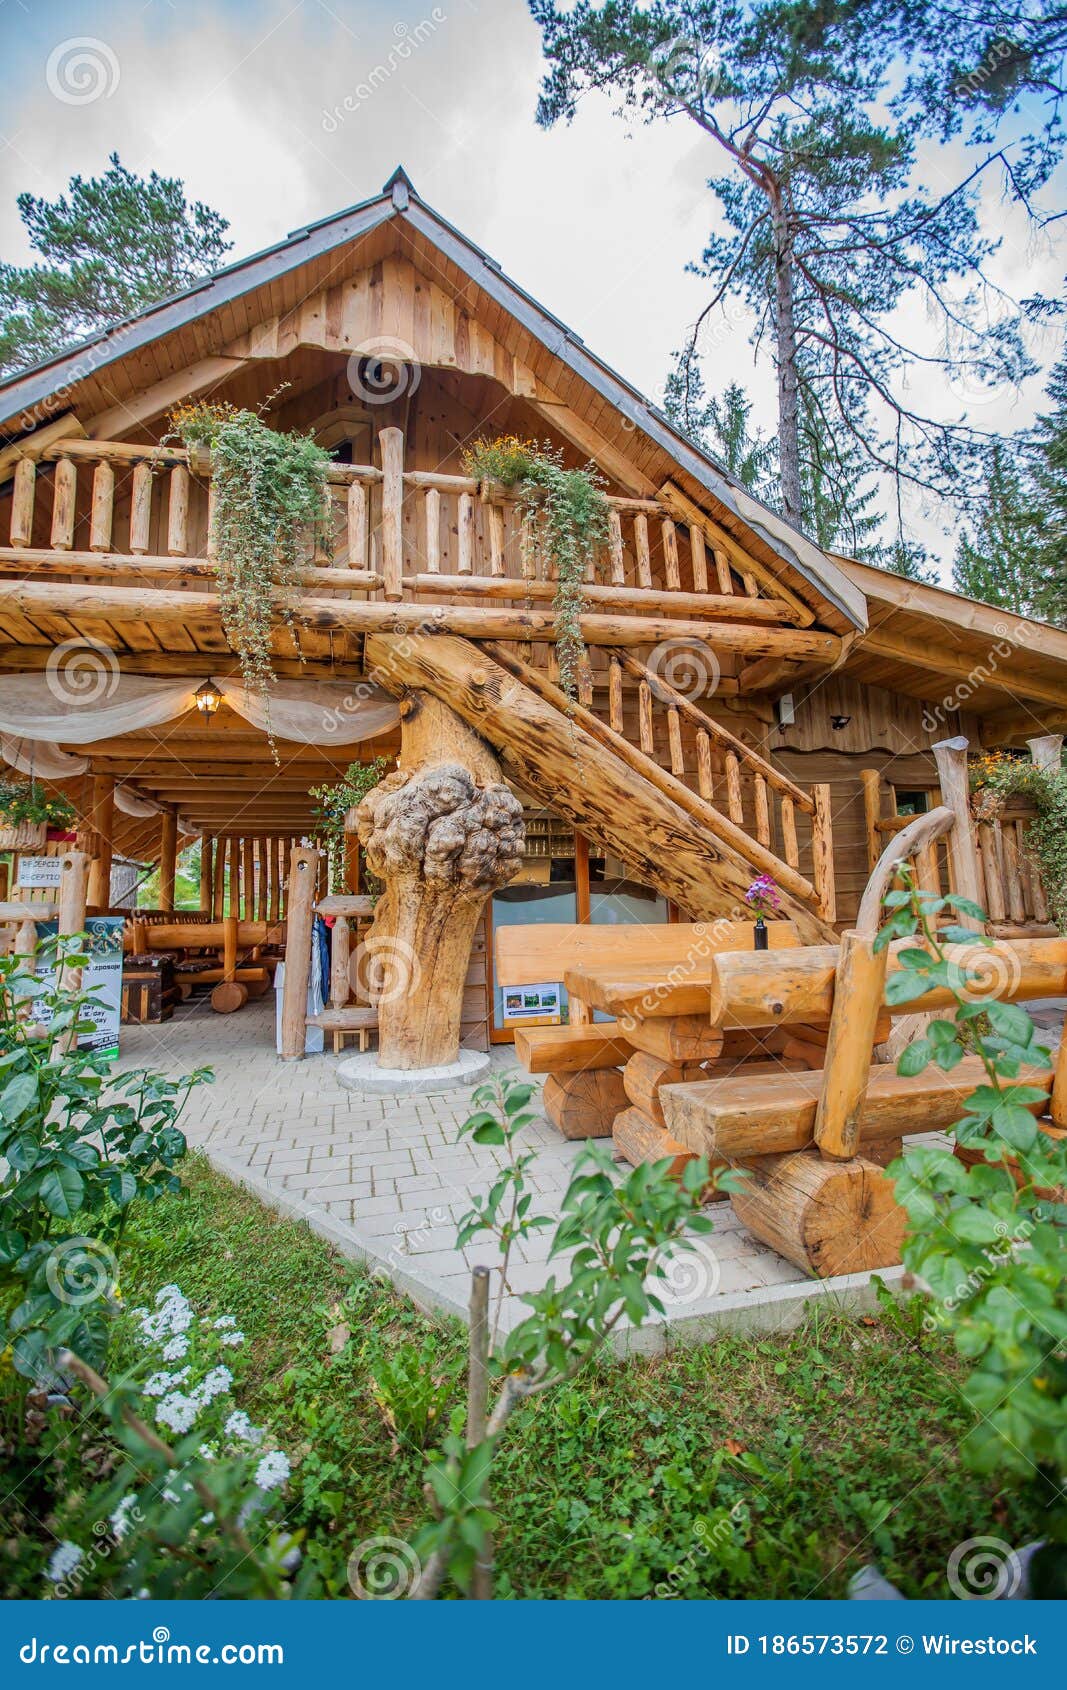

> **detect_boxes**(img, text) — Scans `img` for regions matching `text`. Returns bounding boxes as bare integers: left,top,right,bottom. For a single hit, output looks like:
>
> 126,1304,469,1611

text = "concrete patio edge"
206,1148,909,1354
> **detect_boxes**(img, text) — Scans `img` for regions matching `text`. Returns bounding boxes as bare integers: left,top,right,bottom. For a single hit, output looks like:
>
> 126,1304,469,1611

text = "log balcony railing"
1,429,837,921
1,429,818,625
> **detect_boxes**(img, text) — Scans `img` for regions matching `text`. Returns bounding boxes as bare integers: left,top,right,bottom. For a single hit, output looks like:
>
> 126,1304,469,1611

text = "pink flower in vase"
745,874,781,922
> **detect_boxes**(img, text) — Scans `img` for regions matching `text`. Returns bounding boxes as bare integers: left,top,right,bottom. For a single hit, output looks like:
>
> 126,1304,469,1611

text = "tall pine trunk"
770,187,802,529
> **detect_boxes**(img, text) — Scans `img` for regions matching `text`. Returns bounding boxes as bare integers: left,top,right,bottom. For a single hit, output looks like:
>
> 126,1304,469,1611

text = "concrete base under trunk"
335,1047,491,1097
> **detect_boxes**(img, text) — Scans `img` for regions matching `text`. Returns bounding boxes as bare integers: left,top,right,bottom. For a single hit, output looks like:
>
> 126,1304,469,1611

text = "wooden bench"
498,919,801,1142
658,807,1067,1276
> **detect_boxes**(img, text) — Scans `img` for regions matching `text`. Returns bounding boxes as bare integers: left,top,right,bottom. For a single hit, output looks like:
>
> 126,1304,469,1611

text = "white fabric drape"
0,735,89,778
114,787,162,818
216,678,399,745
0,674,400,779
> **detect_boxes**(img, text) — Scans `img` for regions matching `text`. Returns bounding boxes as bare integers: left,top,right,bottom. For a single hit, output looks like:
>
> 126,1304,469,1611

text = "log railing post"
10,458,35,546
860,769,881,873
811,783,836,924
280,844,320,1060
932,736,983,931
379,427,404,602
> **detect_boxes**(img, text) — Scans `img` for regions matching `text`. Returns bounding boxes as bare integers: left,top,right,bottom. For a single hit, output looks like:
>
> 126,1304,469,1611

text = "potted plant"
744,872,781,949
0,776,77,851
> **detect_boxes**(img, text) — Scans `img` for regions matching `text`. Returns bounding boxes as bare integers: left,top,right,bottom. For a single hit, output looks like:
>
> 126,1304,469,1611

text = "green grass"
63,1156,1039,1601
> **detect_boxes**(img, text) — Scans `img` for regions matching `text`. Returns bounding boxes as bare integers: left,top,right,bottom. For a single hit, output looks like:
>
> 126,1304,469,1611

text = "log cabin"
1,165,1065,1070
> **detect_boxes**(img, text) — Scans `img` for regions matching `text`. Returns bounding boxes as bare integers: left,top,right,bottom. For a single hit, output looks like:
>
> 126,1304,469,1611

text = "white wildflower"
110,1495,139,1542
161,1335,189,1362
221,1332,244,1348
155,1392,198,1435
46,1542,83,1582
254,1451,291,1492
213,1315,238,1329
192,1365,233,1408
143,1367,189,1398
224,1410,264,1447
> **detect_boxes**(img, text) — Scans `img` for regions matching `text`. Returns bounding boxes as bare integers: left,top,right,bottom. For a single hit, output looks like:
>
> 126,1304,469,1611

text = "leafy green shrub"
463,436,611,696
368,1332,462,1448
309,755,392,894
878,874,1067,1595
0,940,209,1386
410,1071,731,1597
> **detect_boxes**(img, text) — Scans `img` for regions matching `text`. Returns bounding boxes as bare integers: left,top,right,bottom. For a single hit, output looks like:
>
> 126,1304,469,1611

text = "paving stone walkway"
117,994,941,1347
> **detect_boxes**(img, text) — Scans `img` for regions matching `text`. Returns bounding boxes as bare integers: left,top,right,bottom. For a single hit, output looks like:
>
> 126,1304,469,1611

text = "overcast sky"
1,0,1064,581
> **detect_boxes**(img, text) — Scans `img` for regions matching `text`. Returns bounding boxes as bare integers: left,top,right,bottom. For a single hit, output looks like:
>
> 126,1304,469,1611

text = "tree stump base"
210,981,248,1015
730,1149,906,1277
542,1068,629,1139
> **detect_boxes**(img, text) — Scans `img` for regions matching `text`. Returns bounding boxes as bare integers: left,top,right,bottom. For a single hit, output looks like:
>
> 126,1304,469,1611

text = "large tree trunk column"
355,692,524,1070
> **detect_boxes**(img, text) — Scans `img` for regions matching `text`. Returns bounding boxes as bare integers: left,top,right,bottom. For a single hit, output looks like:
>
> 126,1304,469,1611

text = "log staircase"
362,631,838,944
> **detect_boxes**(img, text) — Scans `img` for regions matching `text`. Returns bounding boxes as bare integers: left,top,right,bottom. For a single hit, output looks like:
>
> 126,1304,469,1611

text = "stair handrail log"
482,640,821,914
610,647,836,921
814,805,957,1161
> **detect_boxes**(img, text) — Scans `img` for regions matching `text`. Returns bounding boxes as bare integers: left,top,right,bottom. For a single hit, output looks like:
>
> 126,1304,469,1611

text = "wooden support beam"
0,578,844,659
86,774,115,911
280,844,320,1060
159,809,178,912
200,837,214,914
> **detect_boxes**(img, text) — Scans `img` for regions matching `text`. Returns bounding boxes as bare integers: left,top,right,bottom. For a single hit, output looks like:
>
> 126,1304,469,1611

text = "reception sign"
33,916,125,1057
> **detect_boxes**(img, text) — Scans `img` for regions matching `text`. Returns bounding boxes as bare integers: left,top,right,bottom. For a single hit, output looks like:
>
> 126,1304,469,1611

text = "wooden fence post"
932,736,983,931
280,844,320,1060
57,849,90,1048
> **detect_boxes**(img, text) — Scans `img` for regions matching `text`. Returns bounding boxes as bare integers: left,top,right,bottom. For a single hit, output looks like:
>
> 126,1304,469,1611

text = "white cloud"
1,0,1064,580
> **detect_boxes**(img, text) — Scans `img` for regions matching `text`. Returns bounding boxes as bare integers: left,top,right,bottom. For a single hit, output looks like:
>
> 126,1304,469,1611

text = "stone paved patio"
115,992,1005,1349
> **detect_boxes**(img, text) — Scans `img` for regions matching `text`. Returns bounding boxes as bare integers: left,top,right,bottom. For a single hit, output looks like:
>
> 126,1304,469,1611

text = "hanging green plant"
309,756,393,895
969,750,1067,932
462,436,611,697
0,774,77,830
168,397,333,751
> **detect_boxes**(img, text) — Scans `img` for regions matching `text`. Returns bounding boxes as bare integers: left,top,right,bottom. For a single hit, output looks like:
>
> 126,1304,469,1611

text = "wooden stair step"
514,1021,632,1073
661,1056,1054,1160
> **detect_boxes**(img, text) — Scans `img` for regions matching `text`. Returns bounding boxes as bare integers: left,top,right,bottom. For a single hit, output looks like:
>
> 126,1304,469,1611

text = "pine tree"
1030,347,1067,625
0,155,231,374
952,443,1039,612
663,357,777,502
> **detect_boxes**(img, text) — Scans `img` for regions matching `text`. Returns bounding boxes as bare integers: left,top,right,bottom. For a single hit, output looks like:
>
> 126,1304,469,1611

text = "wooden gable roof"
0,167,866,634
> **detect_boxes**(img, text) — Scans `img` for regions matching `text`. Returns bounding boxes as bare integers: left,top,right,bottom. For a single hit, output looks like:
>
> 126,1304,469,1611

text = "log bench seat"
513,1022,633,1073
660,1057,1055,1162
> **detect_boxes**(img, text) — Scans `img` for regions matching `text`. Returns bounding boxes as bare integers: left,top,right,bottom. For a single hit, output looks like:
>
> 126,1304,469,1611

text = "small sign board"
502,980,562,1029
16,856,62,890
33,916,126,1058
